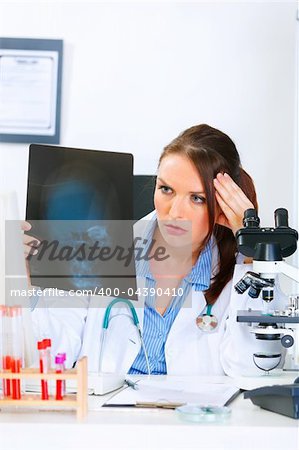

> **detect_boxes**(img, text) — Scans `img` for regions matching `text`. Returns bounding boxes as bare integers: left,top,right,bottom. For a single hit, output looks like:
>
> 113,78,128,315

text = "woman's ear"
214,203,223,225
215,211,227,227
214,196,230,228
214,209,231,229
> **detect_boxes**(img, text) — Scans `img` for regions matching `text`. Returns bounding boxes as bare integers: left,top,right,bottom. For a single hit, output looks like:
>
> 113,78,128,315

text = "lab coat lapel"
103,307,141,374
115,277,145,373
135,275,146,332
166,288,207,346
83,290,144,373
106,276,146,373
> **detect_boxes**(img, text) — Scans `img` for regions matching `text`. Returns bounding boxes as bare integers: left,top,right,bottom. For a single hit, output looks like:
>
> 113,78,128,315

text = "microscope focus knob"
281,335,294,348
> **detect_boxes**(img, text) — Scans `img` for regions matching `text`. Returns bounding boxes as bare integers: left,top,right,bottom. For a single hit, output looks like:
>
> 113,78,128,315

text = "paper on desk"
25,378,78,394
104,380,239,407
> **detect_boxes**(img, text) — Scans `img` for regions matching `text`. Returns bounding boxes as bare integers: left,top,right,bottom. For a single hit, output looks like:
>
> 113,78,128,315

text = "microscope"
235,208,299,372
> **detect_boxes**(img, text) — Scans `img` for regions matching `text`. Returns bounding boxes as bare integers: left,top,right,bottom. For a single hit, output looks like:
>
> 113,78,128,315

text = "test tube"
10,306,22,400
0,306,4,398
3,306,12,397
43,338,52,395
43,338,52,367
56,352,66,396
288,295,299,315
55,354,65,400
37,340,49,400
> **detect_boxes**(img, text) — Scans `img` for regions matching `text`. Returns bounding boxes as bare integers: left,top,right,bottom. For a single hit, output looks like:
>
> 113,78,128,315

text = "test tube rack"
0,356,88,420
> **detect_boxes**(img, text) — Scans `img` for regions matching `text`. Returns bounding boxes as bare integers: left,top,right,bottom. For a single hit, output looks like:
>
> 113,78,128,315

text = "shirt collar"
135,212,212,291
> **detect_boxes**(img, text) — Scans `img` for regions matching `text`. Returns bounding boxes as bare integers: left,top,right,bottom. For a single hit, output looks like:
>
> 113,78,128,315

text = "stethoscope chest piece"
196,304,218,332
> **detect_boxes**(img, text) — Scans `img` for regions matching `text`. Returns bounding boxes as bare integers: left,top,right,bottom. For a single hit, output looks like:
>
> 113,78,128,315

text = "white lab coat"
31,212,287,376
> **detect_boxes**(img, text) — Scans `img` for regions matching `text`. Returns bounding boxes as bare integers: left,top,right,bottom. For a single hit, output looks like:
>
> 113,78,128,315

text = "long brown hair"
158,124,258,304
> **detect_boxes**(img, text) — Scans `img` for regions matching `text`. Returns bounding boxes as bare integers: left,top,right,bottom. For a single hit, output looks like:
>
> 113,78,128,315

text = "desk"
0,375,298,450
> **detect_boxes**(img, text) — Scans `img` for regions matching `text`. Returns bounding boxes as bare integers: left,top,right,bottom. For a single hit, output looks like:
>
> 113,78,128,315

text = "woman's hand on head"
213,172,254,235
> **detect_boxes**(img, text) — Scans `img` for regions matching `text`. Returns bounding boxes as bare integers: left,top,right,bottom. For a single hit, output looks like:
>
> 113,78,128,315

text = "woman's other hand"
213,172,254,235
21,221,40,258
21,221,40,287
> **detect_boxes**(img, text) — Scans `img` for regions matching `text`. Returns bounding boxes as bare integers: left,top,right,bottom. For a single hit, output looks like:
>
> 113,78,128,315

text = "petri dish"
175,404,231,423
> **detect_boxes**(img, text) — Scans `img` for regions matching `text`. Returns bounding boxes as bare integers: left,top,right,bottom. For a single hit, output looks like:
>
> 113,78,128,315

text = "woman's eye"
191,195,205,204
158,185,172,194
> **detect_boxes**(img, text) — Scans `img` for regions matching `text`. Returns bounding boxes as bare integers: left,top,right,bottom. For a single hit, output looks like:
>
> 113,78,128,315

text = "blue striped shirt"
128,212,212,375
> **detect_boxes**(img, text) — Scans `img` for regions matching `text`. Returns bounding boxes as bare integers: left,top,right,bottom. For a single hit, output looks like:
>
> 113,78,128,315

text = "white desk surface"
0,375,298,450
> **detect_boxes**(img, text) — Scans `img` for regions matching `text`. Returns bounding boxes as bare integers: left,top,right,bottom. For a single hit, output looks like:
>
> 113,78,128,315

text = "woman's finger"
221,173,251,204
215,191,233,219
214,176,247,213
21,220,32,232
214,170,254,234
23,234,39,245
215,191,240,226
214,173,253,215
24,244,38,257
215,191,244,234
22,221,40,258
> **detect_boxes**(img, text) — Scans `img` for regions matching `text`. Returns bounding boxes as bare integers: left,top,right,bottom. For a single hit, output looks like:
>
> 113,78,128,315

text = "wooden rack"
0,356,88,420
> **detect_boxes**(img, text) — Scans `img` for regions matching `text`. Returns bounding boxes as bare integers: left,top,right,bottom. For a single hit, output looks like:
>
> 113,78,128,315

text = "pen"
124,378,139,390
135,402,184,409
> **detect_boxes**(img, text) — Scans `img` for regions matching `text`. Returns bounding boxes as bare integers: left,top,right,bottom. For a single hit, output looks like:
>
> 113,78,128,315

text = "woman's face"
154,154,210,253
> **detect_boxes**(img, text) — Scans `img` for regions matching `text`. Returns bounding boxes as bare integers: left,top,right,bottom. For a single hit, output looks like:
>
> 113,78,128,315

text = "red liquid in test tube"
11,357,21,400
37,341,49,400
3,355,11,397
0,306,11,397
55,354,65,400
10,307,22,400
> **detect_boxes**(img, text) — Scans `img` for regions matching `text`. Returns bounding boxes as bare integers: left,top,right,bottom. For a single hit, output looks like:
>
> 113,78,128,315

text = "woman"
24,124,285,376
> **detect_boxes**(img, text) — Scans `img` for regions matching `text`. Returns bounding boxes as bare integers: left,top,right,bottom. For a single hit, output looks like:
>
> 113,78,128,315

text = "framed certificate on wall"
0,37,63,144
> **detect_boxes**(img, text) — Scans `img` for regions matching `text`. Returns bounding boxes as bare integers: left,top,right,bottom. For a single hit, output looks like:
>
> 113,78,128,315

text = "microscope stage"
237,310,299,324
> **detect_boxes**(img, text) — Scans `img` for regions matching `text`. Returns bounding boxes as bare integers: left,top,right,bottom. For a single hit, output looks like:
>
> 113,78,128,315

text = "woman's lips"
164,224,188,236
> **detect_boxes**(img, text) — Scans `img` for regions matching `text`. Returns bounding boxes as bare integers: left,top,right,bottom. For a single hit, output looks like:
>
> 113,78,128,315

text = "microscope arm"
252,260,299,284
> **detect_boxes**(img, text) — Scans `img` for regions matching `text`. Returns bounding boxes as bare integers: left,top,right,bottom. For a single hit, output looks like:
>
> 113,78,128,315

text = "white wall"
0,1,297,231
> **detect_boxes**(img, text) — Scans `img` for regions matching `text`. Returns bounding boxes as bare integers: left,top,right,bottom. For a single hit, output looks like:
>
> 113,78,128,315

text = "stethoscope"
195,304,218,332
98,298,151,375
98,298,217,375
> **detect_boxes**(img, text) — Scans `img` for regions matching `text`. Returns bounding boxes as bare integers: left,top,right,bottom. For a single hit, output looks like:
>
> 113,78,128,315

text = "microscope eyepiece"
274,208,289,228
243,208,260,228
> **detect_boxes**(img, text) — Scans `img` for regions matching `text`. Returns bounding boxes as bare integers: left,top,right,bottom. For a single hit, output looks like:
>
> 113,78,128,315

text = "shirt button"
158,332,163,338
